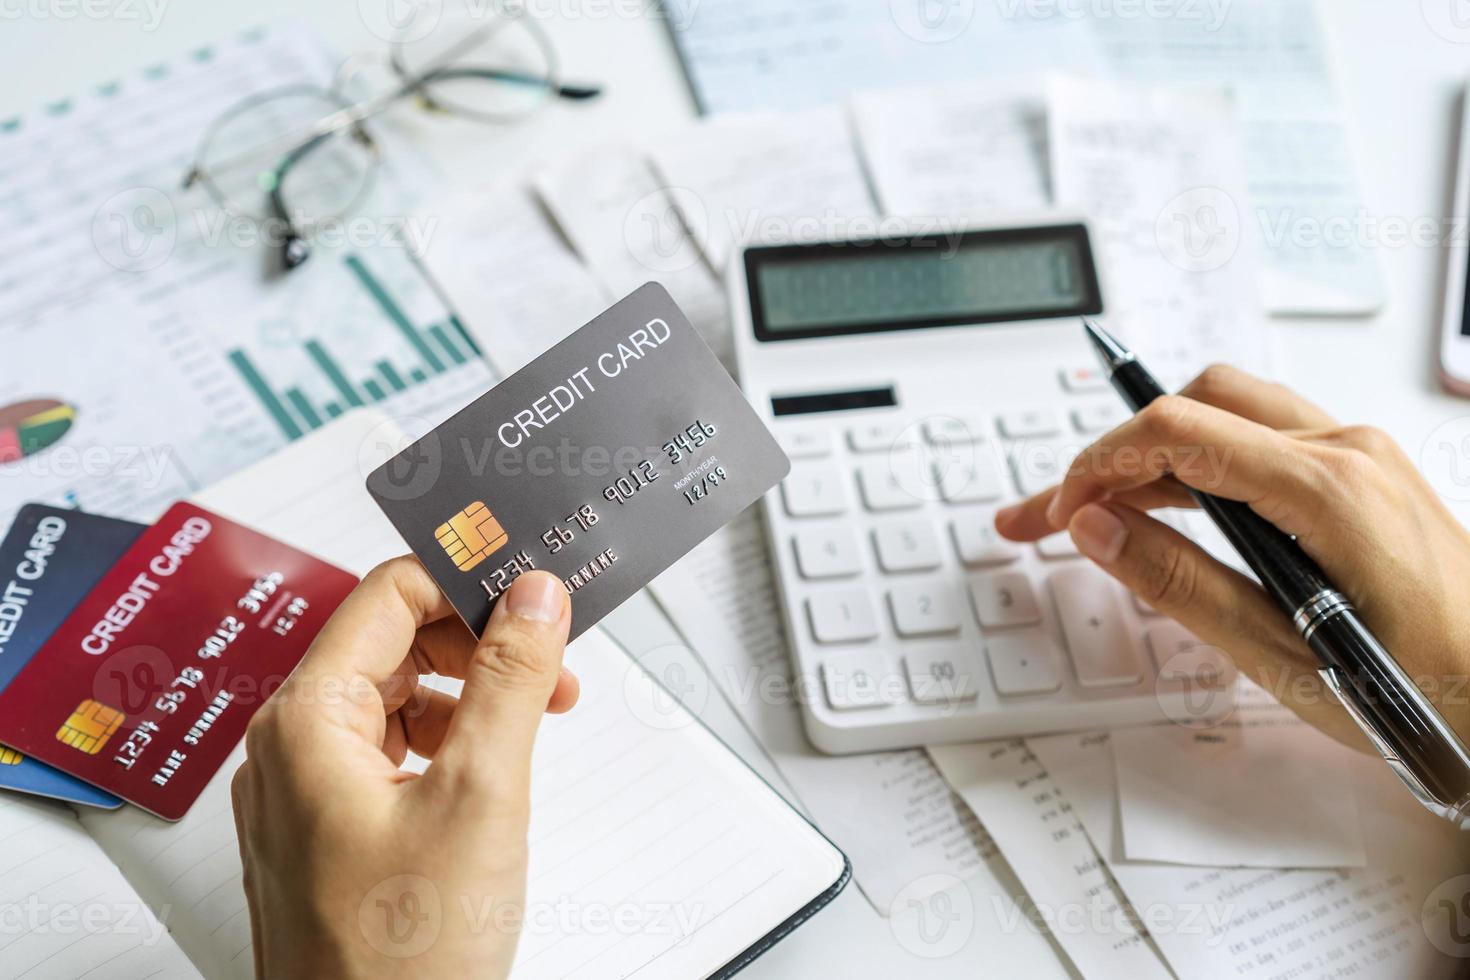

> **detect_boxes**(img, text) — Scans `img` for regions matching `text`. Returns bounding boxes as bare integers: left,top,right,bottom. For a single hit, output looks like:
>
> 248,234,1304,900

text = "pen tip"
1081,318,1135,372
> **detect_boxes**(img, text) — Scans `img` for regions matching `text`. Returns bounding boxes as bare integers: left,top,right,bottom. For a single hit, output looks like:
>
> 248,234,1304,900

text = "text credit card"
367,283,790,638
0,502,358,820
0,504,142,808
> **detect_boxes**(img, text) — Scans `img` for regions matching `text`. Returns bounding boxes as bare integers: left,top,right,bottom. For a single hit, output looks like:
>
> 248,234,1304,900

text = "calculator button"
1148,624,1237,687
887,583,962,637
821,652,903,710
792,527,863,580
778,428,835,459
904,645,981,704
872,521,943,573
950,515,1021,567
1146,622,1201,668
848,421,916,454
1036,533,1080,560
1072,403,1126,434
781,463,849,517
857,459,923,512
1008,440,1076,497
923,416,986,445
935,456,1004,504
1049,566,1144,688
968,571,1042,629
997,408,1062,439
1061,366,1111,393
807,590,879,644
985,632,1065,696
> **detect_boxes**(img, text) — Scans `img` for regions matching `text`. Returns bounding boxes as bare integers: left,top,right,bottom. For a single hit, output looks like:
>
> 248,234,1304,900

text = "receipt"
535,146,733,364
1030,731,1468,980
852,79,1050,218
928,739,1173,979
1048,76,1272,381
649,108,877,270
1111,683,1366,870
1091,0,1385,314
421,188,611,375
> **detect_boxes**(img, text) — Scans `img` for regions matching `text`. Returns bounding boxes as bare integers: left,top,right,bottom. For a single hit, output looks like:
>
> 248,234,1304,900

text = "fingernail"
1045,493,1064,528
994,504,1021,529
505,572,565,623
1070,504,1129,564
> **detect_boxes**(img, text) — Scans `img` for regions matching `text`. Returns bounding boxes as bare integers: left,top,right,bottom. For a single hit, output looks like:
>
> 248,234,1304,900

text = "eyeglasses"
182,1,600,271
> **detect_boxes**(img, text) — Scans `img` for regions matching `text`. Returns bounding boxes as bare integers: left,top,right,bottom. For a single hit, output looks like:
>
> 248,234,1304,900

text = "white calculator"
730,214,1237,754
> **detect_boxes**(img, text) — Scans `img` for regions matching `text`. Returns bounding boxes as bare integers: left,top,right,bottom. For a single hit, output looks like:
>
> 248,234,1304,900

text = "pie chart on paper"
0,399,77,464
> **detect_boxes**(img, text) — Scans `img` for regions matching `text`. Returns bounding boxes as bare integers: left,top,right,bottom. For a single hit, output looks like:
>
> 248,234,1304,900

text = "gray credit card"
366,283,790,638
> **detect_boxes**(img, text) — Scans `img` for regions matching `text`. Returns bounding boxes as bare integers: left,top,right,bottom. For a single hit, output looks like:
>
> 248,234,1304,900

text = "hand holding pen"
994,333,1470,827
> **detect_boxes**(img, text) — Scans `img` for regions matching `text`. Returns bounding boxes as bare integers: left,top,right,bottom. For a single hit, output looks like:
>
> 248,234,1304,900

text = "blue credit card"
0,504,144,808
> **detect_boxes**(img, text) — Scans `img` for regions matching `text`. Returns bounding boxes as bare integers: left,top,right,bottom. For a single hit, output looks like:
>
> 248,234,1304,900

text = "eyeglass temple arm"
416,66,602,100
269,132,336,270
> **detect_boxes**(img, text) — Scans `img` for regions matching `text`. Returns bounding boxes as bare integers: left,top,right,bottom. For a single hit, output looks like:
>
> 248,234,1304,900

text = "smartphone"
1442,81,1470,395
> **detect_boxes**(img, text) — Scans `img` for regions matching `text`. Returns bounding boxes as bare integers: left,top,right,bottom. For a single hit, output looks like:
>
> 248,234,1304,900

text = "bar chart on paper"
0,249,494,527
226,254,485,440
0,288,280,528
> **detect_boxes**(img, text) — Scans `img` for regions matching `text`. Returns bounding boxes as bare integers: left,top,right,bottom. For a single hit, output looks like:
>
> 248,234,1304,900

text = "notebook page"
513,629,845,978
76,747,252,979
648,513,1051,939
0,794,196,979
84,410,846,978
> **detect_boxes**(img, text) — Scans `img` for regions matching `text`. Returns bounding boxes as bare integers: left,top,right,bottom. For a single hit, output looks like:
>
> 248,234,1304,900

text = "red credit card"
0,502,357,820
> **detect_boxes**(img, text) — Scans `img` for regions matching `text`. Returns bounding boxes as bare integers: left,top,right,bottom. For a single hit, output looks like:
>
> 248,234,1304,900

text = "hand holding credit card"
367,284,790,638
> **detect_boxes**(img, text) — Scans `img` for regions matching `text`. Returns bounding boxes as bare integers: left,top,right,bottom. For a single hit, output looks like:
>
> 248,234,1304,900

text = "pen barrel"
1109,360,1169,408
1306,610,1470,819
1192,491,1470,818
1190,494,1335,606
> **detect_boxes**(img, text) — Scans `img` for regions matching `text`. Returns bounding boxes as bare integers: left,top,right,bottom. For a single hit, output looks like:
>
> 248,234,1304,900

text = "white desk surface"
5,3,1470,977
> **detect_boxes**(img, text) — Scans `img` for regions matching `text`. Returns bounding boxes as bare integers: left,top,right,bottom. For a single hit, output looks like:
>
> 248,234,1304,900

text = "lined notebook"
1,410,848,979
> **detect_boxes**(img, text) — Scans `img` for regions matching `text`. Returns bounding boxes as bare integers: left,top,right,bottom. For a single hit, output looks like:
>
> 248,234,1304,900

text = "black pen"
1084,319,1470,829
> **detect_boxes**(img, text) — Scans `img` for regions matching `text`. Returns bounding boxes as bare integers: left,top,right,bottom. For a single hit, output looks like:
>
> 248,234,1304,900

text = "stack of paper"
664,0,1384,315
930,716,1470,978
423,73,1277,394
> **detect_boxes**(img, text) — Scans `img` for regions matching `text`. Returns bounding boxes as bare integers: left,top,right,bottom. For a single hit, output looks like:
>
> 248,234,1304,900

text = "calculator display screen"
746,224,1102,342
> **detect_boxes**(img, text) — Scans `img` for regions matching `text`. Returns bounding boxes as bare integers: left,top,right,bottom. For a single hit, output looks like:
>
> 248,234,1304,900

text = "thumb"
430,571,570,798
